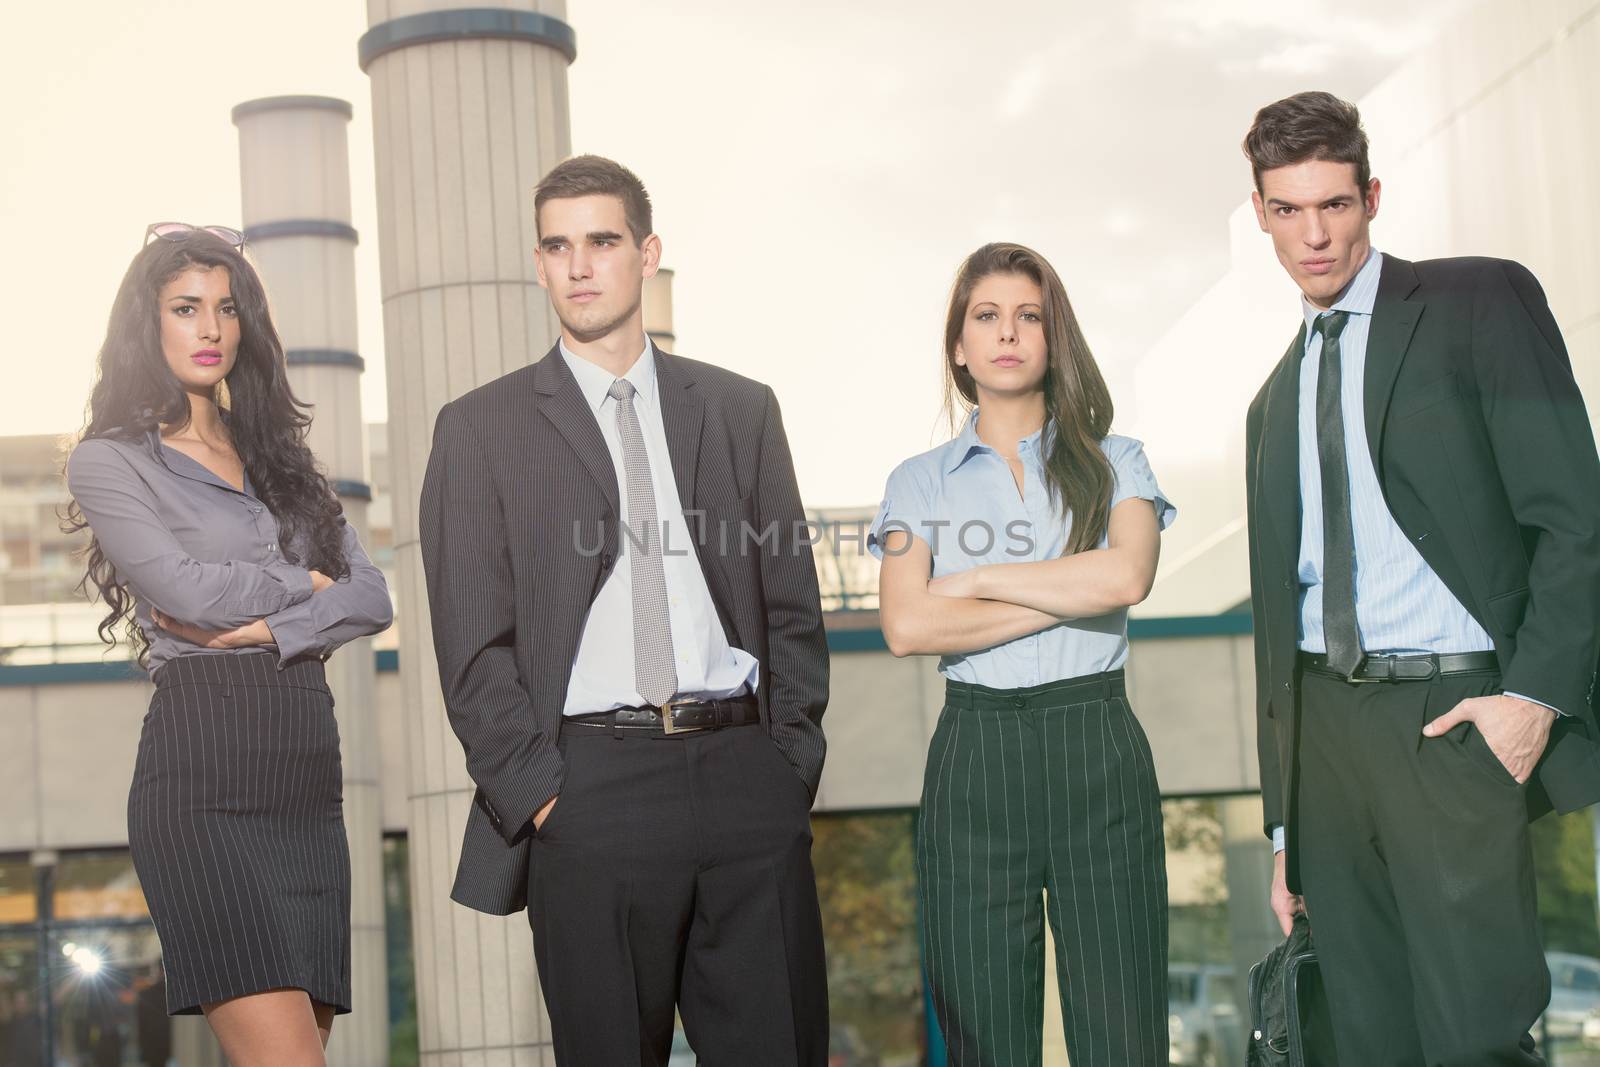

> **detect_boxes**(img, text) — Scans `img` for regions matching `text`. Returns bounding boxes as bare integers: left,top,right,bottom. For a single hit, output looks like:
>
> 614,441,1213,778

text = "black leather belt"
566,694,760,733
1298,650,1500,683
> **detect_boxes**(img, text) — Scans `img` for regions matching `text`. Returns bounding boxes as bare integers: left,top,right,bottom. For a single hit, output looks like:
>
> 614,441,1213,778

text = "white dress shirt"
559,339,759,715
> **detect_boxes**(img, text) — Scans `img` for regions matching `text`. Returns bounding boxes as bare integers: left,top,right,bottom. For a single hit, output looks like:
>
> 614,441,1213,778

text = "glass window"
49,925,164,1067
383,836,419,1067
54,852,148,922
0,933,41,1067
0,856,36,925
812,810,924,1064
1161,796,1259,1067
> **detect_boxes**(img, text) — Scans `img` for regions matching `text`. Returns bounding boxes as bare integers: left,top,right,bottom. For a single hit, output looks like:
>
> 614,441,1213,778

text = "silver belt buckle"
659,698,702,735
1346,654,1384,684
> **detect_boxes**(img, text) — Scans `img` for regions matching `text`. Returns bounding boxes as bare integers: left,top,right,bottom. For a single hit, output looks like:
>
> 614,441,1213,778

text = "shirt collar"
559,337,657,416
144,427,254,496
944,408,1047,473
1301,247,1382,339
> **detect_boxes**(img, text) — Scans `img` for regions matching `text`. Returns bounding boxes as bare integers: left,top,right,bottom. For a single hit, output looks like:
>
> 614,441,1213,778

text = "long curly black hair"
64,229,349,662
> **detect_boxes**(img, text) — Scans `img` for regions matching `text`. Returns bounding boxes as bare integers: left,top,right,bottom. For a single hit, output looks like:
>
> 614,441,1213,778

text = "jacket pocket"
1392,371,1459,420
1487,586,1530,636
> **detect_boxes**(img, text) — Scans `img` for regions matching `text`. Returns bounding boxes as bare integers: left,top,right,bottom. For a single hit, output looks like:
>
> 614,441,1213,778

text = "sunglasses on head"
143,222,246,251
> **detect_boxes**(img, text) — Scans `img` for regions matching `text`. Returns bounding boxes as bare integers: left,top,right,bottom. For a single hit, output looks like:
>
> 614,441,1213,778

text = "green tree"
1533,810,1600,957
813,812,924,1058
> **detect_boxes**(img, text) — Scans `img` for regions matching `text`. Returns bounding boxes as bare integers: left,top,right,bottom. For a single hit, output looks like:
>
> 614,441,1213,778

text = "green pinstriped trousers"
918,670,1170,1067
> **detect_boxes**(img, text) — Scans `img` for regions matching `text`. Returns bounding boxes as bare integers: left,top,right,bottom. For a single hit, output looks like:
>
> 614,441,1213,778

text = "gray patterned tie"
609,378,679,705
1313,311,1364,677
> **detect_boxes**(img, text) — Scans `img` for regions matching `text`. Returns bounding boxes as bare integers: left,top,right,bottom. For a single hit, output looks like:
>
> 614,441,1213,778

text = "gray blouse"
65,430,393,674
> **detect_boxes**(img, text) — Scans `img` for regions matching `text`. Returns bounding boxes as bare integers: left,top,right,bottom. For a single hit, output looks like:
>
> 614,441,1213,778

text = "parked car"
1545,951,1600,1042
1169,963,1245,1067
828,1022,881,1067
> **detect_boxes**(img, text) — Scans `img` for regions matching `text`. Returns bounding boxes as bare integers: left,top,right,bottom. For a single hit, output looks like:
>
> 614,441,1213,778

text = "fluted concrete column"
233,94,389,1067
360,5,576,1064
644,267,676,351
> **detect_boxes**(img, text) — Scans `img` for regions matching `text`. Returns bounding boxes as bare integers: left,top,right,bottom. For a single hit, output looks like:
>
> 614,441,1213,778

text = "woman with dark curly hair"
65,224,392,1067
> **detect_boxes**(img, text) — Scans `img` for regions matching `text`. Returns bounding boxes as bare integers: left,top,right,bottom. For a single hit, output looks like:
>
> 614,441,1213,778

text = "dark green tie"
1314,311,1363,677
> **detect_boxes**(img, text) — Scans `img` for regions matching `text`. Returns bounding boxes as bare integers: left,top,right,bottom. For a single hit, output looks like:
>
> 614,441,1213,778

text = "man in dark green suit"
1242,91,1600,1066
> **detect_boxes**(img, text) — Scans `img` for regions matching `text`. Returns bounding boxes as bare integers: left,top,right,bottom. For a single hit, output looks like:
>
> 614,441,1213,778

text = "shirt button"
1282,579,1292,590
1011,695,1025,707
1283,681,1293,691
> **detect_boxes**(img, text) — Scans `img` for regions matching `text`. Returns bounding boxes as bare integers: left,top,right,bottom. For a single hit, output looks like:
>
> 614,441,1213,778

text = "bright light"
60,941,77,958
70,947,103,976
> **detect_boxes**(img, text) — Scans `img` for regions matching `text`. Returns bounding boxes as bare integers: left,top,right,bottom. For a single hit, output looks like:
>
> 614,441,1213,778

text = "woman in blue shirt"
871,242,1174,1066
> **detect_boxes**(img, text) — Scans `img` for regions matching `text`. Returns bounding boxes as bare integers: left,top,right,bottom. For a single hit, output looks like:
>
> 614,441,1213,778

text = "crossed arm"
878,497,1162,658
67,440,392,661
152,520,393,660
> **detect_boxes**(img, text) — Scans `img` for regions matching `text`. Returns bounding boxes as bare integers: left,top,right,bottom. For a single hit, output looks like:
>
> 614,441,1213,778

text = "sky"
0,0,1470,506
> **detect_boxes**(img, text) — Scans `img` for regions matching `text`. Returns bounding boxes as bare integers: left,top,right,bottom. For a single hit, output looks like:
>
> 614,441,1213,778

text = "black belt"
566,694,760,733
1298,650,1500,683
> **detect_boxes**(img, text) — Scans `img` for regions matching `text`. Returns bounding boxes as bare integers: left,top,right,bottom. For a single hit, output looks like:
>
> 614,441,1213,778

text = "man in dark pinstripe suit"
419,155,830,1066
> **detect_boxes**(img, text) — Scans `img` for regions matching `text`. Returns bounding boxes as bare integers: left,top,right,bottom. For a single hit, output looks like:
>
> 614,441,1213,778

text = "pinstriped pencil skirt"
132,653,350,1016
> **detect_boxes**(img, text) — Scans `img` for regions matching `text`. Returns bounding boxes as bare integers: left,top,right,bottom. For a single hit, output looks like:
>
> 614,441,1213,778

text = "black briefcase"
1247,913,1339,1066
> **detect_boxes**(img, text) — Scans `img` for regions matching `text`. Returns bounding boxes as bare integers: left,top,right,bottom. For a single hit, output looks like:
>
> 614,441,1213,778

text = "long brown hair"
942,242,1114,556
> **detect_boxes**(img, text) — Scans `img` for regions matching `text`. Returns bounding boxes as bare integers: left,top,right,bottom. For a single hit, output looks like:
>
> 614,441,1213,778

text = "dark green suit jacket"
1245,254,1600,886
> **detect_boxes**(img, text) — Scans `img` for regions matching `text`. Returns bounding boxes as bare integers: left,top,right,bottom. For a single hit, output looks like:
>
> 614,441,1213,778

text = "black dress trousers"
1295,666,1547,1066
525,722,828,1066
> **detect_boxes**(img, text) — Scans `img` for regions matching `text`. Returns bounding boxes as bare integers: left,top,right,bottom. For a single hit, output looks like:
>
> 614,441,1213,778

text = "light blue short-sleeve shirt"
868,411,1175,687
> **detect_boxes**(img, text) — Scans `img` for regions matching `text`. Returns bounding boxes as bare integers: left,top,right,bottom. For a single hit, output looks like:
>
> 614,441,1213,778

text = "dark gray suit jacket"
1245,255,1600,891
420,343,829,915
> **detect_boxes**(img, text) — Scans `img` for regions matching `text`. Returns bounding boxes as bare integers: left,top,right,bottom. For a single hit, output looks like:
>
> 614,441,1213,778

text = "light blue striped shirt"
1295,249,1495,657
868,411,1175,688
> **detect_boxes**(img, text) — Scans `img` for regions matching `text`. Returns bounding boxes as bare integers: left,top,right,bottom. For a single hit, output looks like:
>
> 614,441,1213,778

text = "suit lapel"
655,349,742,639
533,344,620,518
654,350,703,515
1259,326,1306,573
1363,254,1424,492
